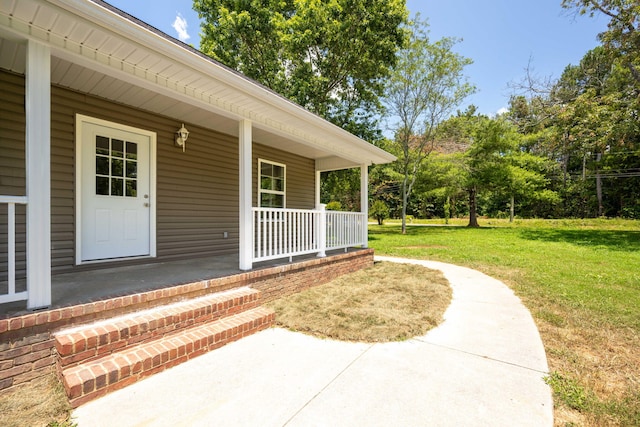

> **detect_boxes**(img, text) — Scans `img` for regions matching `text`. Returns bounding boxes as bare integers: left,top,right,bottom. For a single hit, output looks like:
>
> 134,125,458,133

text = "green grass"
370,219,640,329
369,218,640,426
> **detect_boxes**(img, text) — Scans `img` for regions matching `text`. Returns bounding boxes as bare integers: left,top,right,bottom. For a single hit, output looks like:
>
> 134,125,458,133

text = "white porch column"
360,164,369,248
238,119,253,270
25,40,52,309
315,170,321,207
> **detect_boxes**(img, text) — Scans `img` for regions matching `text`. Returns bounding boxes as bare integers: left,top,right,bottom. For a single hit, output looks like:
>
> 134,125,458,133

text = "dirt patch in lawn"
267,261,452,342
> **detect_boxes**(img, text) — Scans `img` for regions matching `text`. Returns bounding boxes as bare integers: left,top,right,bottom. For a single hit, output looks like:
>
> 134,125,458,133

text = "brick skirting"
0,248,374,394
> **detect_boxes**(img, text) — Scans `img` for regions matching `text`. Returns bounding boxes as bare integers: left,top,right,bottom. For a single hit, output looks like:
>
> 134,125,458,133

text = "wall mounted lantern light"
175,123,189,152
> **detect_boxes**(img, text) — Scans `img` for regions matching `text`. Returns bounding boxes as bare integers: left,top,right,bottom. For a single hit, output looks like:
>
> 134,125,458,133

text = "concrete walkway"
73,257,553,426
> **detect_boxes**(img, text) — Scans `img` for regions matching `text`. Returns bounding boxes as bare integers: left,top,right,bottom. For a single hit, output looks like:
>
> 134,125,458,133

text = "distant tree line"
368,0,640,223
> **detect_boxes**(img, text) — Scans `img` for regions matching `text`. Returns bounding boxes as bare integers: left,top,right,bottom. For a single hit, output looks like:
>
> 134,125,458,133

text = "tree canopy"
193,0,408,138
562,0,640,84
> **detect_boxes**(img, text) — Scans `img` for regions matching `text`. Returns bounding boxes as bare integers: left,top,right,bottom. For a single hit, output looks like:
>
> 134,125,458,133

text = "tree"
509,41,640,218
369,200,389,225
384,17,475,233
547,45,640,217
502,151,560,221
562,0,640,85
465,117,519,227
193,0,408,136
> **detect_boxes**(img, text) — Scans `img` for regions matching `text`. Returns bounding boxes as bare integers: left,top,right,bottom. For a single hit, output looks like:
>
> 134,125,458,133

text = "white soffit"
0,0,396,166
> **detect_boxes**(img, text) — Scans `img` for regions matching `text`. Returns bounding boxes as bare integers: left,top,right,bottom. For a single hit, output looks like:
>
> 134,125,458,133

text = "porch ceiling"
0,0,396,169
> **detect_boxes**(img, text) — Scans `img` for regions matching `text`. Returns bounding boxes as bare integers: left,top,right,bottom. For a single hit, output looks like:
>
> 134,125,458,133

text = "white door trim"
75,114,157,265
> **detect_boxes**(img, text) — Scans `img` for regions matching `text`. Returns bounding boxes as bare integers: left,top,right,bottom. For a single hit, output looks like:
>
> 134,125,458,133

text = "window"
258,159,286,208
95,135,138,197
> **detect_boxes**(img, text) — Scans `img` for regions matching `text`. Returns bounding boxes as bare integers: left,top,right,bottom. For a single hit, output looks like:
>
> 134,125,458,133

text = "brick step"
60,306,275,408
54,287,260,369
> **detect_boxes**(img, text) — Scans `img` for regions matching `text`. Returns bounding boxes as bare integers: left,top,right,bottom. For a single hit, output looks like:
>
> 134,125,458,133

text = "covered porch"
0,0,395,312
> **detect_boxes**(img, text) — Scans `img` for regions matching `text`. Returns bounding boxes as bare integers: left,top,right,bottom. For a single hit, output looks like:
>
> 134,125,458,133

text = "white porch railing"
326,210,367,251
252,206,367,263
0,195,28,304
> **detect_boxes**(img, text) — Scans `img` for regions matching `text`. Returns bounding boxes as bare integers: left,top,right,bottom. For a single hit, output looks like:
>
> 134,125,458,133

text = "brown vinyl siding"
155,127,239,260
0,71,26,282
253,144,315,210
0,71,25,196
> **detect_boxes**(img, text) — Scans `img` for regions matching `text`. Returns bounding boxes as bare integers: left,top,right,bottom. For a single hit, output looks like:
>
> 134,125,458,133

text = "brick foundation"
0,249,373,394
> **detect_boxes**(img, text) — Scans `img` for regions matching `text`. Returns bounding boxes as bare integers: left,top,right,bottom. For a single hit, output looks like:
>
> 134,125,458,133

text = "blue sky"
106,0,607,116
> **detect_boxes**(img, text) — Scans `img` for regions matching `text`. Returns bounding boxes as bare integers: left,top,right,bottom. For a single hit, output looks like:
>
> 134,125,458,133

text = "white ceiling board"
32,4,58,30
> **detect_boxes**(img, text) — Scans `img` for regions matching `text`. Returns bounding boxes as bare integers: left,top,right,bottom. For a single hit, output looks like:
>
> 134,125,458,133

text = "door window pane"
111,178,124,196
126,141,137,160
112,139,124,157
96,156,109,175
126,161,137,178
96,136,110,155
111,158,124,177
125,179,137,197
96,177,109,195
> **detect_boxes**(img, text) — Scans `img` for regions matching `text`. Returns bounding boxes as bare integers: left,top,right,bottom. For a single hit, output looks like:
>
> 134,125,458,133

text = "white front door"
77,116,155,262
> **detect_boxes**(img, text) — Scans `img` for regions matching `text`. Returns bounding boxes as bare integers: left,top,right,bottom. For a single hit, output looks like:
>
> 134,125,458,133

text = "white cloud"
172,13,190,42
495,107,509,116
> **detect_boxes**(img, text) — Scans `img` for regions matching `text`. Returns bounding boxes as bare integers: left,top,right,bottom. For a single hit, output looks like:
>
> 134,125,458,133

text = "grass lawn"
369,218,640,426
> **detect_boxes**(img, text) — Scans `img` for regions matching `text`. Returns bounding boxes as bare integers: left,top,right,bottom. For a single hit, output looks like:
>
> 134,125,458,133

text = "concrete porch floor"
0,250,352,318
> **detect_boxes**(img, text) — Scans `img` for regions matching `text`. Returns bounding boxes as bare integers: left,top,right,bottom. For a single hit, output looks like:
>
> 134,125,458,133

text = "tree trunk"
401,182,408,234
509,194,515,223
562,136,568,213
596,153,603,217
451,196,457,218
444,195,451,225
468,187,479,227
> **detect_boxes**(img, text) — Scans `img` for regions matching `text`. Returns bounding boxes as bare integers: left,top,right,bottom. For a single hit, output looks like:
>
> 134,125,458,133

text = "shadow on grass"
368,224,489,237
517,229,640,252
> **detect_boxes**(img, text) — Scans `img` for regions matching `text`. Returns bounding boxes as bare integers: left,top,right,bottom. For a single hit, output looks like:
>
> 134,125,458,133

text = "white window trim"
75,114,157,265
258,158,286,208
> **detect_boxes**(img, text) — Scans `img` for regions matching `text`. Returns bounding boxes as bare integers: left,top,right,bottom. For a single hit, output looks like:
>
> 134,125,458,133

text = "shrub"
370,200,389,225
326,201,342,211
